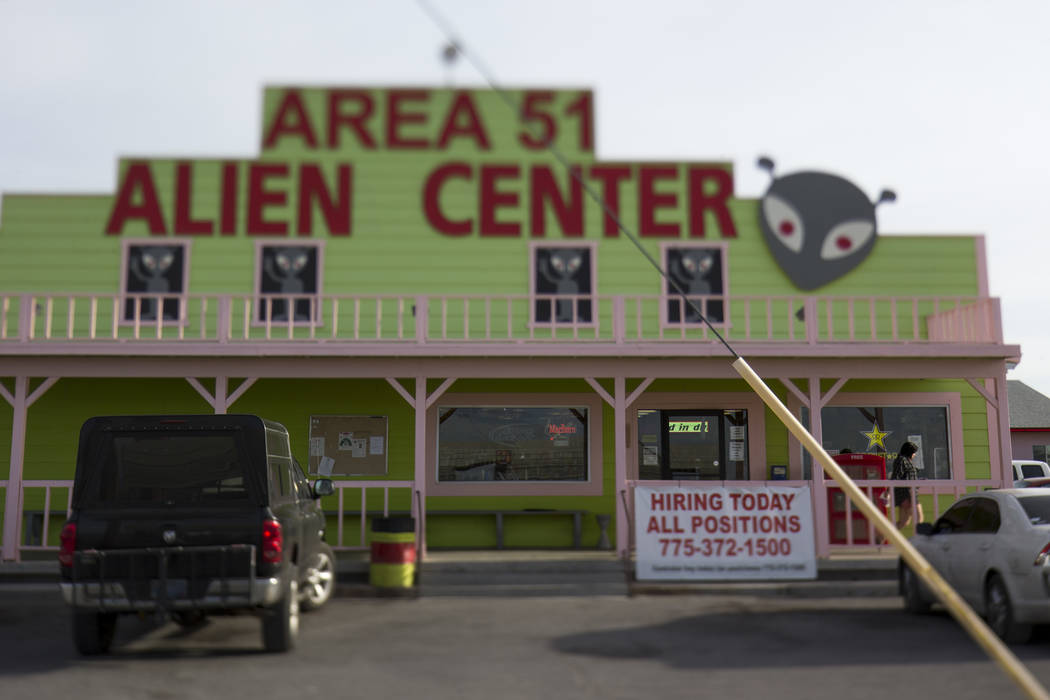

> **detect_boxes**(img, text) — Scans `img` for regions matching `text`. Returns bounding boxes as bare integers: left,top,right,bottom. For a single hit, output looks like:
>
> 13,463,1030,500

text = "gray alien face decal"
757,157,896,291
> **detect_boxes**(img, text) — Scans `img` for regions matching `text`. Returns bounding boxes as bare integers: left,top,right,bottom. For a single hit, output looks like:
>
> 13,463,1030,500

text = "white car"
900,489,1050,643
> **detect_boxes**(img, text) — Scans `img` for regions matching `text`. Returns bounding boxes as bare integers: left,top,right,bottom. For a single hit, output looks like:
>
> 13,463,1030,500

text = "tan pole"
733,357,1049,700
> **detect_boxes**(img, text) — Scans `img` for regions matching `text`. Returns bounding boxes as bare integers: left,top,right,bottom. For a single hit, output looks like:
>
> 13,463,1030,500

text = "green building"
0,86,1019,562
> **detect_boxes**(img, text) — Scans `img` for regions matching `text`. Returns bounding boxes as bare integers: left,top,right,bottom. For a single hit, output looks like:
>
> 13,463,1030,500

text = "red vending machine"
828,452,887,544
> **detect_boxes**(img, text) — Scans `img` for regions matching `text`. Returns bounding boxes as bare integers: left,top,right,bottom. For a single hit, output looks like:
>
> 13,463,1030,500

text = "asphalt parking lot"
5,584,1050,700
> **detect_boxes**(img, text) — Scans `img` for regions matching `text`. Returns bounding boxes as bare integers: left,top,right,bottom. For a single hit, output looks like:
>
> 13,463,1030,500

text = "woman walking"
891,441,923,528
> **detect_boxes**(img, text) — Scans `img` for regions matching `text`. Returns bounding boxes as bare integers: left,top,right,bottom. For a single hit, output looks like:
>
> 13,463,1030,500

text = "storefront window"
437,406,588,482
802,405,950,479
636,409,748,480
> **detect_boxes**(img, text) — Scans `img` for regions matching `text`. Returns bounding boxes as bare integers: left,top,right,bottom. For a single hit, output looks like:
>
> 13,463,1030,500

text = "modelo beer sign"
634,485,816,581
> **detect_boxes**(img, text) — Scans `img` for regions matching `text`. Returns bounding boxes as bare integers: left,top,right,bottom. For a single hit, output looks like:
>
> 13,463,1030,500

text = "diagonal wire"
416,0,738,359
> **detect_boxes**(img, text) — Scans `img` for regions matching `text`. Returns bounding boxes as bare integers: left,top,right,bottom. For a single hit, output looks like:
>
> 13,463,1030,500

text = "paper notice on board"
370,436,385,455
318,456,335,477
351,438,367,458
309,437,325,457
338,432,354,450
729,426,746,441
729,441,745,461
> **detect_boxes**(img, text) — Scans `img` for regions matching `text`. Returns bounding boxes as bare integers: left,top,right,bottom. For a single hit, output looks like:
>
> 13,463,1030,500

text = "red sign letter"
386,90,430,149
422,163,473,236
479,165,521,237
437,91,491,150
247,163,289,236
639,166,680,238
220,162,238,235
262,90,318,149
174,162,213,235
688,167,737,238
530,165,583,237
589,165,631,237
297,164,352,236
328,90,376,149
105,162,167,235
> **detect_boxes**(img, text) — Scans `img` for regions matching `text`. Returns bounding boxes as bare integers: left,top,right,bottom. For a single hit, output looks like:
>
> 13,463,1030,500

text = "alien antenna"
875,189,897,207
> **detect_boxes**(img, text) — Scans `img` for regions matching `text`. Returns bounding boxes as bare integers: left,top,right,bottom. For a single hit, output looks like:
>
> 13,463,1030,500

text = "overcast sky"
2,0,1048,391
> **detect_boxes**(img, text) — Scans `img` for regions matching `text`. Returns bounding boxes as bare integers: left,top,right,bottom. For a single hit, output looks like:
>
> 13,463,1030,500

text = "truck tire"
300,543,336,611
262,577,299,652
73,611,117,655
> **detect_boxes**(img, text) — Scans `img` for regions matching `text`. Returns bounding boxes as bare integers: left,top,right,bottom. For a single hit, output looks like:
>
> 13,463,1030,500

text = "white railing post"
415,295,428,344
18,295,33,342
217,296,231,343
805,297,818,344
613,296,625,344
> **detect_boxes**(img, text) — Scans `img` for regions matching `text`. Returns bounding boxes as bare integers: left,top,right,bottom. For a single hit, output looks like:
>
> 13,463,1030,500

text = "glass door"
660,410,726,480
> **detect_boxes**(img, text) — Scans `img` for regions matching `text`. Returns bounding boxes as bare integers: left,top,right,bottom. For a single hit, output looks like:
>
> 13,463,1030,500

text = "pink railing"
0,477,1001,561
324,481,419,552
0,293,1005,346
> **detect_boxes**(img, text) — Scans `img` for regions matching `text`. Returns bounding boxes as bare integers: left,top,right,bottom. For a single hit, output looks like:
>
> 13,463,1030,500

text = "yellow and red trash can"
369,516,417,589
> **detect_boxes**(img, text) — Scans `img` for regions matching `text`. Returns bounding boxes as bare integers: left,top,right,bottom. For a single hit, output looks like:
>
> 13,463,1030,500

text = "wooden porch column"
2,376,59,561
995,370,1013,484
808,377,831,558
414,377,428,558
386,377,455,559
614,376,628,559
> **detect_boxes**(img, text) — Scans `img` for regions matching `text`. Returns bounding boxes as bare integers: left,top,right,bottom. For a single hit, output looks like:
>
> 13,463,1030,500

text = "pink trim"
252,239,325,327
528,241,599,330
628,392,768,481
426,392,604,497
119,239,192,328
658,241,730,336
0,291,1015,348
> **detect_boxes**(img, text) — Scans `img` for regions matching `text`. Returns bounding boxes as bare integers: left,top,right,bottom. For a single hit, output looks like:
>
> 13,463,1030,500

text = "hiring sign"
634,485,816,581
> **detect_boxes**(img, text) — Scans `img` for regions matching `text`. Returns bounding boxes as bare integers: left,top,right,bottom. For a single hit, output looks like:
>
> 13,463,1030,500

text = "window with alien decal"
531,243,595,324
662,243,726,325
121,241,189,323
255,242,322,323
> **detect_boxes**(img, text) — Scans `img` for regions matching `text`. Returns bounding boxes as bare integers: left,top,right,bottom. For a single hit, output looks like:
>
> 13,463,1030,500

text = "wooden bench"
325,509,588,549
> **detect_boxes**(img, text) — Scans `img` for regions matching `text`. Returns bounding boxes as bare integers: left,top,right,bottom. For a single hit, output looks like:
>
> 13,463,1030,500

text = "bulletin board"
308,415,388,476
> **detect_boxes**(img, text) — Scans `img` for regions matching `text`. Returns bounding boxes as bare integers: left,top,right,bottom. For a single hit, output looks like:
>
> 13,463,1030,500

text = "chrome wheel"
300,543,336,611
986,574,1031,644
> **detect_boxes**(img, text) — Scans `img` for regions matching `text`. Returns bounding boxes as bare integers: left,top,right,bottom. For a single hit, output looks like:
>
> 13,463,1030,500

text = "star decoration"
861,423,891,451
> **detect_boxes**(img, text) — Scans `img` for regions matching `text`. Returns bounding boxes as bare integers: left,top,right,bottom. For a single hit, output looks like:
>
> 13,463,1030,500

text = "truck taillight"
262,519,283,563
1035,543,1050,566
59,522,76,567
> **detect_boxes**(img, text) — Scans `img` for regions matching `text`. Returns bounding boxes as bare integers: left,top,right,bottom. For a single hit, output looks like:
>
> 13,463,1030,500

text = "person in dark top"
891,441,923,528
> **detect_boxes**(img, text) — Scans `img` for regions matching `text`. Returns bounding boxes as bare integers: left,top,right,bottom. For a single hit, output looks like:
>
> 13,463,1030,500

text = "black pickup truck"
59,414,336,654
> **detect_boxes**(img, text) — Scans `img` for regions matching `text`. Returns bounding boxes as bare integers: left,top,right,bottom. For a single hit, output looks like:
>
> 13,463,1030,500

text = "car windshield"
83,430,252,506
1017,494,1050,525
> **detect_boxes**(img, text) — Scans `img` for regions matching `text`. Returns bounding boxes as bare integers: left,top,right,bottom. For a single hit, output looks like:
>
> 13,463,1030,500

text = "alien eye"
276,254,290,269
683,257,697,273
568,255,581,272
820,220,875,260
762,194,804,254
551,257,565,272
143,254,156,269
